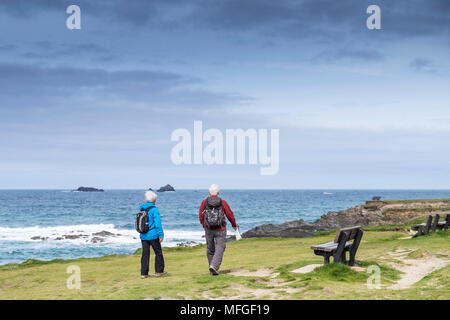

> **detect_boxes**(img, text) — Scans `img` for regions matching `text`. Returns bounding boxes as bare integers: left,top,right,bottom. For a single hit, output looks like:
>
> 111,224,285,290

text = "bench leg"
333,255,340,263
341,250,347,264
417,226,423,236
324,254,330,265
348,229,363,266
334,251,347,264
333,232,349,264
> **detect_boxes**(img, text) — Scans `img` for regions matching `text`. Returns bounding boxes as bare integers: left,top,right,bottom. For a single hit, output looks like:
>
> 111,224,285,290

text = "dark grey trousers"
141,239,165,275
205,229,227,270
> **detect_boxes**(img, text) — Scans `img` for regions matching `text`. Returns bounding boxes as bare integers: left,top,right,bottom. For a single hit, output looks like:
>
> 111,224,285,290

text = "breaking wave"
0,224,206,247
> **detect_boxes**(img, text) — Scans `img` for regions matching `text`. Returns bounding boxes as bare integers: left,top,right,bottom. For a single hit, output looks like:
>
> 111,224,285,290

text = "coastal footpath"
0,224,448,300
243,199,450,238
0,199,448,300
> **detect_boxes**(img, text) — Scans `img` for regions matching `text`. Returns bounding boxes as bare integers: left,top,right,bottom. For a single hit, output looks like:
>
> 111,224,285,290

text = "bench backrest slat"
424,215,433,235
334,226,361,243
432,214,440,232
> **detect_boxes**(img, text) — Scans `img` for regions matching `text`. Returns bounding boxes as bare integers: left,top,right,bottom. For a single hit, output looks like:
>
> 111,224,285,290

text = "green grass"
364,198,450,208
383,198,450,203
308,263,367,282
367,198,450,204
363,218,425,232
0,228,448,300
387,207,450,213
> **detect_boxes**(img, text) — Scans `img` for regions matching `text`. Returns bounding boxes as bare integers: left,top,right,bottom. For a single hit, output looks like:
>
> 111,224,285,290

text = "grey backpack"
203,197,226,229
135,206,155,234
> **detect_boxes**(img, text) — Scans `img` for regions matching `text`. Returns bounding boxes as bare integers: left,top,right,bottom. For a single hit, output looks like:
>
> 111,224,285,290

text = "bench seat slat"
411,223,426,230
311,241,352,252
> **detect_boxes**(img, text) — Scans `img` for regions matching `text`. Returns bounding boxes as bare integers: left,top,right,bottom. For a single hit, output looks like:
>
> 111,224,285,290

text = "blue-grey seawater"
1,189,449,265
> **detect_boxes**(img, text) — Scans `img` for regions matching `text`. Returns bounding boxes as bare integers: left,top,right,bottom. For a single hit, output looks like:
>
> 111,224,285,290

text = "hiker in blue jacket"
139,190,166,278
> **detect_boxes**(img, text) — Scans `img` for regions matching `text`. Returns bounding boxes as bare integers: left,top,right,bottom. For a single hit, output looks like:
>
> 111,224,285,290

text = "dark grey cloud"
313,48,384,63
0,44,16,52
379,0,450,37
192,0,450,42
0,63,247,110
1,0,448,38
0,0,58,18
20,42,114,61
409,58,436,73
0,0,163,26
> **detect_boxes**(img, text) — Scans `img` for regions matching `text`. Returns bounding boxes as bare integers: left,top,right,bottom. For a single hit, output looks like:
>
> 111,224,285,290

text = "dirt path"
385,248,450,290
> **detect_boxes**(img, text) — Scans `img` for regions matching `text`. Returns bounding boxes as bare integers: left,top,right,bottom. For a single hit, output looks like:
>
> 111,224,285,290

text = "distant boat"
323,192,333,195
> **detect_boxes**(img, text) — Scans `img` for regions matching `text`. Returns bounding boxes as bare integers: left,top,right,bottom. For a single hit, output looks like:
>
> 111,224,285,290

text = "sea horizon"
2,188,450,191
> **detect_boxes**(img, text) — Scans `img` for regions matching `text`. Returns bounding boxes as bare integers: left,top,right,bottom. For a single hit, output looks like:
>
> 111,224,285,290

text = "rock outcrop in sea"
72,187,104,192
31,230,123,243
157,184,175,192
243,199,450,238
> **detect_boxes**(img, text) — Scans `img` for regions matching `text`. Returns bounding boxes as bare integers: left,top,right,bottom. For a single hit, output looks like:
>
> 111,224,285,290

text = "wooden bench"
435,214,449,231
310,226,363,266
411,215,433,236
411,214,449,235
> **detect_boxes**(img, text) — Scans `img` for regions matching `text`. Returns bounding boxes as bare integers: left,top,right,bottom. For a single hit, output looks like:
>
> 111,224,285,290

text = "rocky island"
72,187,104,192
243,198,450,238
157,184,175,192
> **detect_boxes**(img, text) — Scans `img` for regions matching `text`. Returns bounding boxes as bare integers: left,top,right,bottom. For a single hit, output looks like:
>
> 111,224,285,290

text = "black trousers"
141,239,165,275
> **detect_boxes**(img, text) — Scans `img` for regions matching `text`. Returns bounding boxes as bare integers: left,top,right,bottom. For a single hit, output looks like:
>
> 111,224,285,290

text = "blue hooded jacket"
139,202,164,241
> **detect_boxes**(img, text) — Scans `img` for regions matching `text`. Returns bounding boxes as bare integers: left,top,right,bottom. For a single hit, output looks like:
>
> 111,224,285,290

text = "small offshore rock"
157,184,175,192
176,241,198,247
91,237,105,243
31,236,48,241
226,235,236,242
72,186,104,192
92,231,115,237
63,234,85,240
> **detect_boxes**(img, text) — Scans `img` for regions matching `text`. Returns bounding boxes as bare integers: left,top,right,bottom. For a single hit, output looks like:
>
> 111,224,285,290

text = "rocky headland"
243,198,450,238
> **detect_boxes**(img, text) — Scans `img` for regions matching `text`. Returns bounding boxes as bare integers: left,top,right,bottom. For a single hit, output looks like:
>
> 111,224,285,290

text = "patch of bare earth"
383,248,450,290
201,269,304,299
218,284,303,300
322,287,335,295
227,268,279,278
291,264,322,274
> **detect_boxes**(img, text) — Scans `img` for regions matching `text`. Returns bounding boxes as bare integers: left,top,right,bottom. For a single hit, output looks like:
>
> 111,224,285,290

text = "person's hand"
159,238,164,243
233,225,238,231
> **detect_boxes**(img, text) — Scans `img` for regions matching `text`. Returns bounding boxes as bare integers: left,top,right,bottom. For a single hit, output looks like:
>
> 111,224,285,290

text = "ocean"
1,189,449,265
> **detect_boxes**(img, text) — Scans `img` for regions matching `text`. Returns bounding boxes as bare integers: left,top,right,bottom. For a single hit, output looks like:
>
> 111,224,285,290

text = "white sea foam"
0,224,206,247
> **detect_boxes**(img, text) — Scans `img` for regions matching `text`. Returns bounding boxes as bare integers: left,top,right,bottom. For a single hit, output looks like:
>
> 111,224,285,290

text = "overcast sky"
0,0,449,189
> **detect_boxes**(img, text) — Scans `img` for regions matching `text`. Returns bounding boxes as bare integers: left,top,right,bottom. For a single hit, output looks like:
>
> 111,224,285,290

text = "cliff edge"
243,198,450,238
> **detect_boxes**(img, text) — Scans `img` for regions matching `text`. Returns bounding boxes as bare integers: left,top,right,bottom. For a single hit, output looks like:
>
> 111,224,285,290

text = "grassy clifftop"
364,198,450,208
0,218,449,300
368,198,450,204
